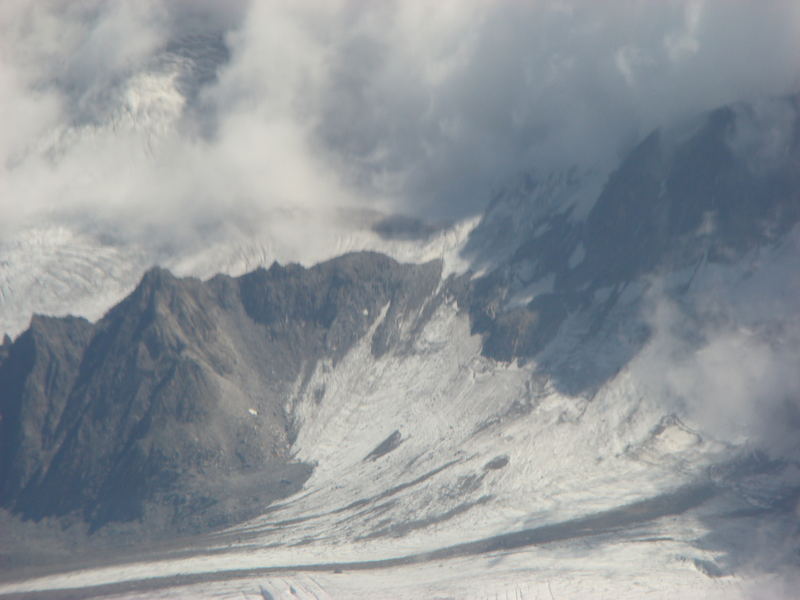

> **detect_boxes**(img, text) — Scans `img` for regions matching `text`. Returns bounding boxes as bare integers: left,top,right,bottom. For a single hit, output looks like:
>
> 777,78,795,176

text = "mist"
2,0,799,257
2,0,800,450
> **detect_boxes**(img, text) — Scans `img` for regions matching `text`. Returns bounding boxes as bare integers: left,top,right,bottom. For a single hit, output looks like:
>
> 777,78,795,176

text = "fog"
2,0,799,256
638,246,800,461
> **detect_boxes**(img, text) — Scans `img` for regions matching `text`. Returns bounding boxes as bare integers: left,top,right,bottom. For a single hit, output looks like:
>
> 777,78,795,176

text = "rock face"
462,97,800,392
0,252,443,534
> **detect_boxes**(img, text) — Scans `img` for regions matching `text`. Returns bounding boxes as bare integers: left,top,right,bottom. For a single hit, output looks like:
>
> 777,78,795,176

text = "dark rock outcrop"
0,252,443,535
364,430,403,462
461,96,800,391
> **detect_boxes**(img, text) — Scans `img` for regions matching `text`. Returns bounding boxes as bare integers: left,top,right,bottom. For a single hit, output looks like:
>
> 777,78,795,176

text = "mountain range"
1,95,800,598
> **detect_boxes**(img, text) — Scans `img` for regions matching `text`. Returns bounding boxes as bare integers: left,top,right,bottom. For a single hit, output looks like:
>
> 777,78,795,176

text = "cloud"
633,226,800,459
623,225,800,583
300,0,800,217
1,0,799,256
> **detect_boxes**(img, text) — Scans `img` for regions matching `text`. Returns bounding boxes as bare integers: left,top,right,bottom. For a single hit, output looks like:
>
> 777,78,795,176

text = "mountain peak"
0,251,446,536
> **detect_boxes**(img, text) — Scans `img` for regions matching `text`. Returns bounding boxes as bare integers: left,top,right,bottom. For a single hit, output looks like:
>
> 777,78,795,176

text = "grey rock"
0,334,13,364
364,430,403,462
460,96,800,392
484,455,509,470
0,252,443,535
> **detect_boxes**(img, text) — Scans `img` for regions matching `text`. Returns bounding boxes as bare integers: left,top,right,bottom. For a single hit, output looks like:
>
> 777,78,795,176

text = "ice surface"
0,294,765,599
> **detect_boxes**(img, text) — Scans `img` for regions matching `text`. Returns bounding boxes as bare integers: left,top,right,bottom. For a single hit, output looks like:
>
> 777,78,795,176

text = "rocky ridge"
0,253,443,534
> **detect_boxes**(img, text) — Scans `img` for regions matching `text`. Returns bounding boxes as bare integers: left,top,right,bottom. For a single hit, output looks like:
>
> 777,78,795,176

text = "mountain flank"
0,253,443,536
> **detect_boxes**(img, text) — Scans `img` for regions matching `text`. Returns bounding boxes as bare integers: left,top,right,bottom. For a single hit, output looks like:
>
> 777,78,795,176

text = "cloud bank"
1,0,799,256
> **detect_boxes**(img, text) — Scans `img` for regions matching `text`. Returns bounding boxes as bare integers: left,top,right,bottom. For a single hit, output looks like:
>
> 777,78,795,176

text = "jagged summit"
0,253,443,535
461,97,800,391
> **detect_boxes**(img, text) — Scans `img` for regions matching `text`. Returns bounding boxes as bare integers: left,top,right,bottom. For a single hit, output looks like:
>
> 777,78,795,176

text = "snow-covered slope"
3,243,798,598
2,97,800,600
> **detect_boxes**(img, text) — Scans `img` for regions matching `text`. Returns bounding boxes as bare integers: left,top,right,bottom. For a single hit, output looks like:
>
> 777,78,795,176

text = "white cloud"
1,0,799,252
634,227,800,459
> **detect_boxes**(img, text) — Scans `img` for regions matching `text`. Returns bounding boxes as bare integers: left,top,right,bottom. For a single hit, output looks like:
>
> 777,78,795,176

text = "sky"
1,0,799,255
